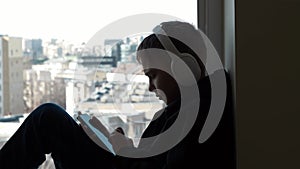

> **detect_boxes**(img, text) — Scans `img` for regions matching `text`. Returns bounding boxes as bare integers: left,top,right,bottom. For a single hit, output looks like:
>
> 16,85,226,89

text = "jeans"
0,103,114,169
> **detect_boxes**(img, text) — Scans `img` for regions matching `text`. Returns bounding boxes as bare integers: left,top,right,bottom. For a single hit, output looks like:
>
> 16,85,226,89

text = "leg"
0,103,114,169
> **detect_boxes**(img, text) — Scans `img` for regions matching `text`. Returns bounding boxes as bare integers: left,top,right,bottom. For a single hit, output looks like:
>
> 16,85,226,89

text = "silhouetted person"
0,21,235,169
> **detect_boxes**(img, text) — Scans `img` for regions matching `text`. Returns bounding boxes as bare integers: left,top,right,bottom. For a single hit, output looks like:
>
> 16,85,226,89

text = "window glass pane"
0,1,198,166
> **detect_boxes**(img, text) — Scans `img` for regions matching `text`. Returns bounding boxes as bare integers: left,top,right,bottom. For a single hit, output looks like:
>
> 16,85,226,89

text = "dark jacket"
115,70,236,169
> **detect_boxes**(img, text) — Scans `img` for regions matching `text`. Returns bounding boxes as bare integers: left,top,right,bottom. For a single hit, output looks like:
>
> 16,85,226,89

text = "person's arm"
88,115,167,169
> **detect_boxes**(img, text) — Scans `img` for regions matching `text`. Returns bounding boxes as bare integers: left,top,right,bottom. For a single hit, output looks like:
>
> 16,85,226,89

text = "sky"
0,0,197,44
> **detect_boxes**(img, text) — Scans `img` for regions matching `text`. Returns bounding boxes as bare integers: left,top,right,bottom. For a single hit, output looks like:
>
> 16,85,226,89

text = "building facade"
0,35,24,116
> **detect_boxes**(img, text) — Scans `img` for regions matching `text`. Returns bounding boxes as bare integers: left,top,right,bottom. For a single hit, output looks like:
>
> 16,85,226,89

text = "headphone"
172,53,202,86
153,25,202,86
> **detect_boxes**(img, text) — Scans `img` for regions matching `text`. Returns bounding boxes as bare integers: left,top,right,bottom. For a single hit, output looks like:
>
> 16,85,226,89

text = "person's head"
136,21,207,105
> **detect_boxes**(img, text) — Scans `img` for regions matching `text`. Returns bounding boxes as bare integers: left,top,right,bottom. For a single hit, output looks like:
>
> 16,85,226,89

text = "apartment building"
23,61,69,113
0,36,24,116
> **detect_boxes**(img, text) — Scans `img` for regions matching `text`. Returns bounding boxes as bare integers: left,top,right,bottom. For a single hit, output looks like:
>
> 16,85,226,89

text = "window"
1,2,198,168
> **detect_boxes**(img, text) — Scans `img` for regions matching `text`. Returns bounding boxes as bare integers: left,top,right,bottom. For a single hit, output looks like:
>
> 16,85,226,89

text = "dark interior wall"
235,0,300,168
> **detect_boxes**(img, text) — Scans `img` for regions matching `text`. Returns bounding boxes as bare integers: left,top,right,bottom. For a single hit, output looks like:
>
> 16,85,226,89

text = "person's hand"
77,111,109,136
77,112,111,150
108,127,134,153
89,116,134,153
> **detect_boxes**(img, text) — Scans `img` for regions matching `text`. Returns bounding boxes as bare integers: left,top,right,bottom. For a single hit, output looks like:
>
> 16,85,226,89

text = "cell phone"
77,114,116,155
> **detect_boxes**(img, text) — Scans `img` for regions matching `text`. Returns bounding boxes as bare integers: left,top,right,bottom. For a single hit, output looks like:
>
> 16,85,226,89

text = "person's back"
163,70,236,169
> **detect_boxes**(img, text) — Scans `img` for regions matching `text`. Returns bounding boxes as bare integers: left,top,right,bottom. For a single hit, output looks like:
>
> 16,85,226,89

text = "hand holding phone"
77,113,116,155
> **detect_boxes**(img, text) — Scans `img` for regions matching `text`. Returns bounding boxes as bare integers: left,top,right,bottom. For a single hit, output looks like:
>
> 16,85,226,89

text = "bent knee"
32,102,67,118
